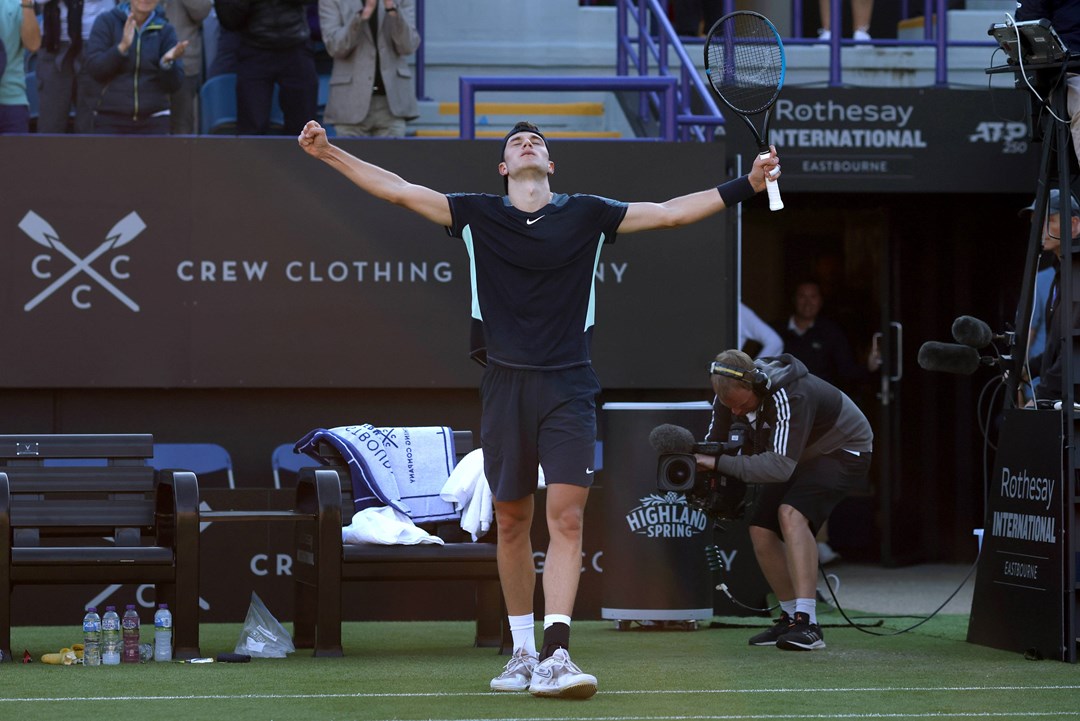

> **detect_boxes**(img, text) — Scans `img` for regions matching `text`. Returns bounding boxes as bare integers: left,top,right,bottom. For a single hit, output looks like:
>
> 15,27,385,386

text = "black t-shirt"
445,192,628,370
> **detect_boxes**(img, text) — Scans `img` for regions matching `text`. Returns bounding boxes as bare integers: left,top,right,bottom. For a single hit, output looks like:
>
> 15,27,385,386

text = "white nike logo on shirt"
526,216,545,225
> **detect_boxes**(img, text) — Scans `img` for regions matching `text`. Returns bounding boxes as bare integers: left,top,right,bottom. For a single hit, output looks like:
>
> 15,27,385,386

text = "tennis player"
298,118,780,699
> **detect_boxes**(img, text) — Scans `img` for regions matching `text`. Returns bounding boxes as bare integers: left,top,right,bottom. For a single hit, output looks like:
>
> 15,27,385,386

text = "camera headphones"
709,361,771,395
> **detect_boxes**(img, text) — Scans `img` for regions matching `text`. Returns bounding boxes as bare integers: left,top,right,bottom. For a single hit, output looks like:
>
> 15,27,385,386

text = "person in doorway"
297,117,781,696
773,278,879,563
697,349,873,650
773,279,879,393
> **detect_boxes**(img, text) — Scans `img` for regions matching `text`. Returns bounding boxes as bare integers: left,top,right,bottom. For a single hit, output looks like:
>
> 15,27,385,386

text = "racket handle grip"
765,177,784,211
758,150,783,211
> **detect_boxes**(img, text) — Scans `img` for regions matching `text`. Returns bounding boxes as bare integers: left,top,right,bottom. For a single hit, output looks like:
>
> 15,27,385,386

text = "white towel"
342,506,444,546
387,426,460,524
294,424,458,523
439,449,545,541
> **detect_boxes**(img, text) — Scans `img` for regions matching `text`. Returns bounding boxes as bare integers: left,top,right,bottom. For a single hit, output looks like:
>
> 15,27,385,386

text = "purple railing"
414,0,1001,140
616,0,724,141
734,0,995,87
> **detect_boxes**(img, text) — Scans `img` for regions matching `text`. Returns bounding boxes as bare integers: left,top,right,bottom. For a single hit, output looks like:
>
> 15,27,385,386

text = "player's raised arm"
298,120,452,227
617,146,779,233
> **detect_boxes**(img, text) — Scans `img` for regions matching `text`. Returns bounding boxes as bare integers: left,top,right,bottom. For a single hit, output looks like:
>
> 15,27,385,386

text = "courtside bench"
0,434,201,661
289,429,511,657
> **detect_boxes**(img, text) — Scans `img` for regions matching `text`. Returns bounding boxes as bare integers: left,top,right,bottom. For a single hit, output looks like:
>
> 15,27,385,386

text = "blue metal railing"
731,0,996,87
616,0,725,142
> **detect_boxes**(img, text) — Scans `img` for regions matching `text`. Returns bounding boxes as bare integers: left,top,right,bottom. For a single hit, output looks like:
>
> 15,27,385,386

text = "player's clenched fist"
297,121,330,157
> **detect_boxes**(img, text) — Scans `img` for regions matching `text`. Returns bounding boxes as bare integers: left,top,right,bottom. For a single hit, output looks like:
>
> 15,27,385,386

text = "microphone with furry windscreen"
951,315,1003,349
649,421,750,522
648,424,699,455
917,341,994,375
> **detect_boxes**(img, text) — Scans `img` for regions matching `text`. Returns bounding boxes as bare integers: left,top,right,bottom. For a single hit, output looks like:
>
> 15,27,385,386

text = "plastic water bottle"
101,606,121,666
121,605,141,663
153,604,172,662
82,607,102,667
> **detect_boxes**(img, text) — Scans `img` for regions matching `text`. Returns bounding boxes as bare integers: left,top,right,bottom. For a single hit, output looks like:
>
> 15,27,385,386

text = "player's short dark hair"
500,121,548,194
500,121,547,162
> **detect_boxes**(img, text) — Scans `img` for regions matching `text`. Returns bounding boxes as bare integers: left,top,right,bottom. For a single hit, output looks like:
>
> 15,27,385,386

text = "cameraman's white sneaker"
528,648,597,699
490,648,537,692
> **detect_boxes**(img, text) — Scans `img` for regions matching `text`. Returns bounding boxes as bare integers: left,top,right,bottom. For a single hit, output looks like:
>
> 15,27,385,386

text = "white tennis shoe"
489,648,538,692
527,648,597,699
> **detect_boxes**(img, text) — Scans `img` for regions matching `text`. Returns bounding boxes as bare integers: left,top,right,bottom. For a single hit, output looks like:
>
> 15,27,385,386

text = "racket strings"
705,20,783,114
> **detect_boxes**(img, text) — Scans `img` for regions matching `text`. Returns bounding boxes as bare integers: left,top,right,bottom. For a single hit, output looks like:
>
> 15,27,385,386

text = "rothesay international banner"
723,87,1038,193
967,408,1065,659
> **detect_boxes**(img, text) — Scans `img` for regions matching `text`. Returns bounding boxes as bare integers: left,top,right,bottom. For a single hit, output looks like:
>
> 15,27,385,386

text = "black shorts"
748,450,871,538
479,364,601,502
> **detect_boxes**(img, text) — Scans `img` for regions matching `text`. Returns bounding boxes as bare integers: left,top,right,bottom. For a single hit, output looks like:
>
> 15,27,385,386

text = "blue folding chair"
271,443,320,490
199,73,285,134
150,443,235,489
199,73,236,134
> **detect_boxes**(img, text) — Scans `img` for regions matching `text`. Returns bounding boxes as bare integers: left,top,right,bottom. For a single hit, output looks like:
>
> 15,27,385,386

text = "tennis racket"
704,11,786,211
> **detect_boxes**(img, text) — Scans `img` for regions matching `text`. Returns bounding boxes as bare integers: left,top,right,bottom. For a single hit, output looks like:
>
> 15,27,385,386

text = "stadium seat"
271,442,319,489
150,443,235,489
200,73,237,134
199,73,284,135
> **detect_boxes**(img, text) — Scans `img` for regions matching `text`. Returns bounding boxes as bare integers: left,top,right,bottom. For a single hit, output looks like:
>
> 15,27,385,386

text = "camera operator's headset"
709,361,771,395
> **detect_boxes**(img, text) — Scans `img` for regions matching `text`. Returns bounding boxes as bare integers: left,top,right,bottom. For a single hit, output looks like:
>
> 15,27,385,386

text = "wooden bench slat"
201,510,313,523
0,467,155,492
11,501,154,528
12,547,174,564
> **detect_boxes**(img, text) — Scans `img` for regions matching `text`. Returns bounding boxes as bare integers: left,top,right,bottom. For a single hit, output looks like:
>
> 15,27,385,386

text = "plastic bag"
234,592,295,658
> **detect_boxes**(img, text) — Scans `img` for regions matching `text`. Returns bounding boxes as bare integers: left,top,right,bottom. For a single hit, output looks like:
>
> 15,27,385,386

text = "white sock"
795,598,817,625
544,613,571,629
779,599,797,618
508,613,537,656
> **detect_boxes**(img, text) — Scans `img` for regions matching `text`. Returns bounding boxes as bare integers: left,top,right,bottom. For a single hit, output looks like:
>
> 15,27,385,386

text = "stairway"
409,99,624,139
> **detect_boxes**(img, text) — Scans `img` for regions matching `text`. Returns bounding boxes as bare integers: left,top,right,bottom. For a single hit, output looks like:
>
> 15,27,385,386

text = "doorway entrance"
741,191,1032,564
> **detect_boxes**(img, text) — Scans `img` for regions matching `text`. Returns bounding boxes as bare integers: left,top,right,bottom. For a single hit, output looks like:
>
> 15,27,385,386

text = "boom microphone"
951,315,994,349
917,341,982,375
648,424,697,454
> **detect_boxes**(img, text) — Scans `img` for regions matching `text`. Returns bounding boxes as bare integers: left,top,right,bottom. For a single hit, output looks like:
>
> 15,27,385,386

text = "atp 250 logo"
968,121,1029,155
19,210,145,312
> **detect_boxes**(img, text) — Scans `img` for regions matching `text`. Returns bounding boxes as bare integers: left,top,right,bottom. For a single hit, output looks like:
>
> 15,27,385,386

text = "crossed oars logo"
20,211,146,313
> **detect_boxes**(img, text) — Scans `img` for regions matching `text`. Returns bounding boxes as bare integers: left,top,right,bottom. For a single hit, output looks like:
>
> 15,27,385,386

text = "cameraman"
696,349,872,651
